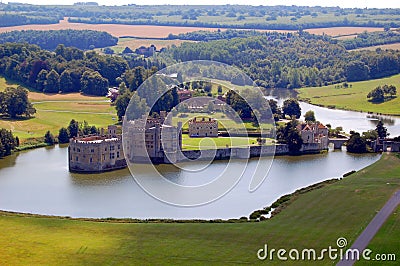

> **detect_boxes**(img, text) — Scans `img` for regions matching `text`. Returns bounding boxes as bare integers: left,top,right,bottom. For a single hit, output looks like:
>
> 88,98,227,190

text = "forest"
0,30,118,50
163,32,400,88
1,3,400,30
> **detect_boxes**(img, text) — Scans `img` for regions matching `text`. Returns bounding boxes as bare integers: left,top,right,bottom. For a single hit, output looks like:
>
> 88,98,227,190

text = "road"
337,189,400,266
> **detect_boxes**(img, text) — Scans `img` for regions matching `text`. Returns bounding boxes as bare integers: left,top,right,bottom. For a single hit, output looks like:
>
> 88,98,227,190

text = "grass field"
0,18,226,38
297,74,400,115
0,77,118,139
353,42,400,51
181,134,262,150
363,205,399,265
173,112,273,131
0,153,398,265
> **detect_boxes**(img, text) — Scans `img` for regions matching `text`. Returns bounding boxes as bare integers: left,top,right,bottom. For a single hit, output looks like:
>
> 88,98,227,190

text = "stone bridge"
329,138,349,149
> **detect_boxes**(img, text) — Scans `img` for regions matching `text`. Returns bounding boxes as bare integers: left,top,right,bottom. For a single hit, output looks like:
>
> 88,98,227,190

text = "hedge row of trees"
0,13,59,27
0,30,118,50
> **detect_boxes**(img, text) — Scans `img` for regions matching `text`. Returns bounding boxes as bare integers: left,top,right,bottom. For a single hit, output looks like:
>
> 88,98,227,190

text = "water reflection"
0,145,380,219
264,89,400,136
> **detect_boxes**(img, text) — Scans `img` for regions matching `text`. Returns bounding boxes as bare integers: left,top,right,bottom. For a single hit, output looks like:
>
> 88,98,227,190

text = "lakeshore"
0,153,398,265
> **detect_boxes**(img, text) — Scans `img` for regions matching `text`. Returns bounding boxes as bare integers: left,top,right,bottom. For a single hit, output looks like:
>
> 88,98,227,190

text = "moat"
0,145,380,219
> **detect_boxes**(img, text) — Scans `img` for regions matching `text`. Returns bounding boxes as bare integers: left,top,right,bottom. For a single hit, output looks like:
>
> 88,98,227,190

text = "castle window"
77,148,81,152
90,158,93,163
105,147,107,151
110,153,115,159
73,147,76,151
75,156,78,162
110,146,114,150
118,145,120,149
91,149,94,153
103,155,106,160
117,152,120,158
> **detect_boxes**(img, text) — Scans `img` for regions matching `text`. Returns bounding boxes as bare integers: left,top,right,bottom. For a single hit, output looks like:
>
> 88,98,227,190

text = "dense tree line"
0,13,59,27
340,31,400,50
2,4,400,30
0,30,118,51
163,32,400,89
0,43,149,96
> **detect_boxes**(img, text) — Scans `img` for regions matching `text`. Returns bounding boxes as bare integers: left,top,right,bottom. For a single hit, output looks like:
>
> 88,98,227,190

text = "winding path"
337,189,400,266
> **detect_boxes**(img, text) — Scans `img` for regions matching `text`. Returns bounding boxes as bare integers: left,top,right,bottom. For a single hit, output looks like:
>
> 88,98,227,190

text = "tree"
58,127,70,144
36,69,48,91
116,91,132,120
80,70,109,96
282,98,301,119
346,132,367,153
277,119,303,154
2,87,36,118
207,101,215,113
68,119,79,138
304,110,316,122
44,69,60,93
375,120,388,139
59,70,74,93
123,93,150,121
217,85,223,94
367,86,385,102
346,61,369,82
122,47,134,54
0,128,16,157
44,130,55,145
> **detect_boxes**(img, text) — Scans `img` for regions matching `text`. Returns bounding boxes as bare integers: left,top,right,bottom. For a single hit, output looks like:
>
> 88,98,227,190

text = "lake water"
265,88,400,136
0,93,396,219
0,145,379,219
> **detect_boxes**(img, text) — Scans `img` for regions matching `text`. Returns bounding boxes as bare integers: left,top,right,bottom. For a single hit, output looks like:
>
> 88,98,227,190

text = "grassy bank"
297,74,400,115
0,153,399,265
0,77,118,139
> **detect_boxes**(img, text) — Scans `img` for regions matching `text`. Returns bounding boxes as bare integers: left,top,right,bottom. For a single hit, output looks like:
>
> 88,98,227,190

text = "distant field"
306,27,383,36
297,74,400,115
0,18,225,38
0,153,398,265
0,77,117,139
0,17,385,39
353,42,400,51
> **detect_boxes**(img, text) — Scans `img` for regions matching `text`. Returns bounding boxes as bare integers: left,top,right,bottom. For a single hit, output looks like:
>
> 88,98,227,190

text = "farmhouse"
188,117,218,137
297,122,329,149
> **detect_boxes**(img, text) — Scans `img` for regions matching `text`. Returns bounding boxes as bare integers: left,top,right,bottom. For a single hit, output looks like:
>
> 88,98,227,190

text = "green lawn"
297,74,400,115
181,134,262,150
173,112,273,132
0,77,118,139
0,153,399,265
359,205,399,265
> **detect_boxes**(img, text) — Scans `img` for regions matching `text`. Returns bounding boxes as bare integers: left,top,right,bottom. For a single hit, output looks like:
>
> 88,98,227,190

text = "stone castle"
68,125,126,173
68,112,182,172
